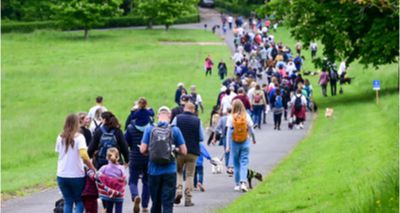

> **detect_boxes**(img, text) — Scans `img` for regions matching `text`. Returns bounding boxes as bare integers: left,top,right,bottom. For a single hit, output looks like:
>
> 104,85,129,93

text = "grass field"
1,28,232,195
220,28,399,212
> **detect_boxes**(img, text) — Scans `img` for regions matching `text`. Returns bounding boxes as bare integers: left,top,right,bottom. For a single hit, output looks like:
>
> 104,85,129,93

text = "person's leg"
333,80,337,95
198,166,204,184
239,142,250,183
273,113,278,129
115,201,123,213
193,166,198,188
223,137,229,167
232,142,241,185
176,155,185,199
257,106,262,127
129,164,140,201
162,173,177,213
106,201,114,213
70,177,86,213
149,175,162,213
321,85,326,96
277,113,282,129
57,177,73,213
141,167,150,209
184,154,198,204
82,196,97,213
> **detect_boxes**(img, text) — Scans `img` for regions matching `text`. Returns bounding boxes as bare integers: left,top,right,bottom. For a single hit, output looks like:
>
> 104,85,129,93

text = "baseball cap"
158,106,171,113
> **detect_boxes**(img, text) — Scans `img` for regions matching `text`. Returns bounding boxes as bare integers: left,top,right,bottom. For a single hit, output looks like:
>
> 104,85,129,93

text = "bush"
1,14,200,33
214,0,259,16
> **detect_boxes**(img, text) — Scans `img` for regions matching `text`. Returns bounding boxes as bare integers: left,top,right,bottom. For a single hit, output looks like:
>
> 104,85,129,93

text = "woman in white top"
226,100,256,192
56,113,95,213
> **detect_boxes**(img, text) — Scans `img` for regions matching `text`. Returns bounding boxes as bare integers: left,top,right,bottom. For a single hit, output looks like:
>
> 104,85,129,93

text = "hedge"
1,14,200,33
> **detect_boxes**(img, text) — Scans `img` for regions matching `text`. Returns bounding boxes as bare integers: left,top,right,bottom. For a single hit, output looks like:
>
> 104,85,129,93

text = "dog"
210,157,223,174
247,169,263,189
325,108,334,118
340,77,353,85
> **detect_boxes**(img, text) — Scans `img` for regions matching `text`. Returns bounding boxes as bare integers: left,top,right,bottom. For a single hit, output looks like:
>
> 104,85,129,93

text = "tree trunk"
84,29,89,40
165,24,169,31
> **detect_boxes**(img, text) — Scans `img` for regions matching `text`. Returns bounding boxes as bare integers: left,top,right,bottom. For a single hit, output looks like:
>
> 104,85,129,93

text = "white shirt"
247,87,256,102
55,134,87,178
193,93,203,105
310,42,317,51
221,93,236,113
228,16,233,23
88,105,108,120
339,61,346,75
286,62,296,75
290,94,307,106
232,52,243,63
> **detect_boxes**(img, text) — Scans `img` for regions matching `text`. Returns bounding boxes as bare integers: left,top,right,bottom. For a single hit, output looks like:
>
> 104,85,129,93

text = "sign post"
373,80,380,105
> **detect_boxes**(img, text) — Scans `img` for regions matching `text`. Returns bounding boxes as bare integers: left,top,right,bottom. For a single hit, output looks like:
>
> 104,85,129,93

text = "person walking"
89,107,103,134
329,67,339,96
193,142,212,192
291,89,307,129
251,84,267,129
171,95,190,122
172,103,205,207
88,96,108,121
125,115,151,213
55,113,96,213
97,148,127,213
218,59,228,80
189,85,204,115
140,106,187,213
175,83,187,106
125,97,154,131
88,111,129,170
204,55,214,76
228,15,233,30
310,41,317,59
319,70,329,97
78,112,92,146
213,108,233,175
272,88,284,130
226,100,256,192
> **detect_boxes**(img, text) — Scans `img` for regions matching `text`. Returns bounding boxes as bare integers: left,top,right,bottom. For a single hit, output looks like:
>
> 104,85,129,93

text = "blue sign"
373,80,380,90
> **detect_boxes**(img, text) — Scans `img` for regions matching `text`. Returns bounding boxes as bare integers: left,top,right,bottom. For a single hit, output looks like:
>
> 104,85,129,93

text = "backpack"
254,92,263,104
232,113,248,143
93,120,101,132
275,95,283,108
96,127,118,168
330,70,338,81
53,198,64,213
294,96,302,112
149,126,174,165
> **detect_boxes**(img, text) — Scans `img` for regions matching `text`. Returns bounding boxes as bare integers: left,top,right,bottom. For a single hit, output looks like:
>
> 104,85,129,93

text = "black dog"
247,169,263,189
340,77,353,85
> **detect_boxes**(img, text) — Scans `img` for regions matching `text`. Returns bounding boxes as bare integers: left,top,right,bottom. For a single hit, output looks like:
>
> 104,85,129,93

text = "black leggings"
206,68,212,76
274,113,282,128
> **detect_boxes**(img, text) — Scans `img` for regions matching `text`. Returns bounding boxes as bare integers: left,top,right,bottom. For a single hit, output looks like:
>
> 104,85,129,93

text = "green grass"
220,27,399,212
1,28,232,194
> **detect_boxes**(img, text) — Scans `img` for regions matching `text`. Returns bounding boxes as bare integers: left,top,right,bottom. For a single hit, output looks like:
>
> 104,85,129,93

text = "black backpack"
294,96,303,112
53,198,64,213
95,127,118,168
149,126,174,165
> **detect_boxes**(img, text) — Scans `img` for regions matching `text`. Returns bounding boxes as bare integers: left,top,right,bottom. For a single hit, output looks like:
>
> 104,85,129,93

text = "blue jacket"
196,143,211,167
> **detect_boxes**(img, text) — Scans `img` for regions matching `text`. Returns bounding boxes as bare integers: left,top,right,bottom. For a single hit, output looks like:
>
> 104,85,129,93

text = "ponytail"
106,148,119,164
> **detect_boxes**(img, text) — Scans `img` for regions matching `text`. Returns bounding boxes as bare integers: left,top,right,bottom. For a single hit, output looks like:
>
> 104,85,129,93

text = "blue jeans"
149,173,176,213
194,165,204,186
129,164,150,208
102,200,123,213
253,105,264,127
57,176,86,213
231,140,250,185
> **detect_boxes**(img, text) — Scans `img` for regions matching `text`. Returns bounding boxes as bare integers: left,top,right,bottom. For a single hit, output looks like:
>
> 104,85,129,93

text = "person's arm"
140,126,151,155
88,130,100,158
201,144,212,161
199,122,205,142
173,127,187,155
225,117,232,152
124,113,131,130
148,108,155,117
116,129,129,165
77,135,96,171
124,128,132,149
247,114,256,144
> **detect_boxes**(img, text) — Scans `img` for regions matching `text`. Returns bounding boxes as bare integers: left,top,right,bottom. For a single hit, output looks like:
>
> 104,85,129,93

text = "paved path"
2,8,312,213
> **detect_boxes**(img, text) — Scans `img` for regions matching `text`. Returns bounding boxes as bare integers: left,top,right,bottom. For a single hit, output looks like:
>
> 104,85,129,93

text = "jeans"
253,105,264,127
149,173,176,213
57,176,86,213
129,164,150,208
330,80,337,96
321,84,327,97
102,200,123,213
193,166,204,186
231,140,250,185
176,154,198,202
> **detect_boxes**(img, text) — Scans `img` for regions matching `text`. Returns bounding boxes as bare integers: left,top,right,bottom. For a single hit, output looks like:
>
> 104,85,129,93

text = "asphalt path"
1,8,311,213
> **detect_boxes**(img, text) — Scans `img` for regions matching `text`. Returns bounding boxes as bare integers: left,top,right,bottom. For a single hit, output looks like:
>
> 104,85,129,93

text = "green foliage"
1,21,56,33
214,0,258,16
1,0,57,21
261,0,399,67
134,0,197,30
52,0,123,38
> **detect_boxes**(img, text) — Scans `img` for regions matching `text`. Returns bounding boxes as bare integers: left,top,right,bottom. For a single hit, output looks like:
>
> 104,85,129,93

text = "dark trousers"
206,68,212,76
273,113,282,128
82,195,98,213
219,71,226,80
57,177,85,213
149,173,176,213
311,50,317,58
229,22,232,29
129,164,150,208
321,84,327,97
253,105,264,127
194,165,204,186
330,80,337,96
102,200,123,213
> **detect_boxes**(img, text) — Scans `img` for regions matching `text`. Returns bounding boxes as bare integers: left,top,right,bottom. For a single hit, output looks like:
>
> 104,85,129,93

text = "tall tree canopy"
52,0,123,39
262,0,399,67
134,0,197,30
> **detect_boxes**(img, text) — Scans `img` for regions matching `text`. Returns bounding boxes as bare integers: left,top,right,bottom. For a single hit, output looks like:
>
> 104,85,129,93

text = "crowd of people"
54,11,351,213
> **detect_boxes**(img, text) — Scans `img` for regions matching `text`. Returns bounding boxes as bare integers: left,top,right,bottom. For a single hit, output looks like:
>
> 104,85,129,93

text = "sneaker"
184,201,195,207
197,183,205,192
240,183,248,192
300,123,304,129
234,185,240,191
133,196,141,213
142,208,149,213
174,194,182,204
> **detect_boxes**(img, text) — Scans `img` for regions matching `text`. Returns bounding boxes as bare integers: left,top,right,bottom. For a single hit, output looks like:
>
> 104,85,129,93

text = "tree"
53,0,123,39
262,0,399,67
135,0,197,30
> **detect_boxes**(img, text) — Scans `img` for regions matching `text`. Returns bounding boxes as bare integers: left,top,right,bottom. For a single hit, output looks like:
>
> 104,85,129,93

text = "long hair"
107,148,120,164
101,111,120,129
231,99,246,116
78,112,87,126
60,113,80,153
